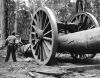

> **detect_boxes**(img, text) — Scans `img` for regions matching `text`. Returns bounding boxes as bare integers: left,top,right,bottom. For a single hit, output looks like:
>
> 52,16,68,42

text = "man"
76,0,86,12
5,32,17,62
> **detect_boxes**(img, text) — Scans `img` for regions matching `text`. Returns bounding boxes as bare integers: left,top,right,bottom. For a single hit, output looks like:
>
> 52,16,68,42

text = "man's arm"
0,38,8,50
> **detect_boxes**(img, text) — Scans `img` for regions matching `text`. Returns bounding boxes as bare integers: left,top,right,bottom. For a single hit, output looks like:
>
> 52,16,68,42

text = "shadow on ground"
55,54,100,66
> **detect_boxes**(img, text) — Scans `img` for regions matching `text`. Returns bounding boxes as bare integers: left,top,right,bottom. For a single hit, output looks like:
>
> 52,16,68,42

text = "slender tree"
4,0,9,39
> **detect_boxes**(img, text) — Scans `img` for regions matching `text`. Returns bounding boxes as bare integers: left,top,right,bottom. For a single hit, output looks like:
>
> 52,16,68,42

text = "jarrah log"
58,27,100,54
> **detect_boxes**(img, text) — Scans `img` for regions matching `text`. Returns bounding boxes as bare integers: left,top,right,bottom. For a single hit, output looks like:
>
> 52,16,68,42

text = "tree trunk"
4,0,8,39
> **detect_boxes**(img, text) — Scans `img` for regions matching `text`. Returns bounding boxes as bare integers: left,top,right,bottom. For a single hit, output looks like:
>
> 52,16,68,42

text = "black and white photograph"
0,0,100,78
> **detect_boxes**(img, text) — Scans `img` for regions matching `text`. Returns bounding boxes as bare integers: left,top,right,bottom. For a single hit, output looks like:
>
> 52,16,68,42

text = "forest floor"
1,49,100,78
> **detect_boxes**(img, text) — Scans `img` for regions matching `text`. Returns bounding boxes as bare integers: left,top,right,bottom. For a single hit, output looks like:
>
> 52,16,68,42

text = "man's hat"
12,31,16,35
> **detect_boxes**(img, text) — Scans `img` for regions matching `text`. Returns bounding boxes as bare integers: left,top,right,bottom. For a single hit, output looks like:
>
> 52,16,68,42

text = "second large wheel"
30,6,58,65
70,12,99,60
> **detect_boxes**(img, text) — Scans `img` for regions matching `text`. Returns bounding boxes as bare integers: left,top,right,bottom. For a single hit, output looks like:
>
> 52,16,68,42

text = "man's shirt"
6,35,16,44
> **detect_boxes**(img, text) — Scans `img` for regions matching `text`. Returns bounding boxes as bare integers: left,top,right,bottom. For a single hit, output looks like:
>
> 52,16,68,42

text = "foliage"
17,10,31,39
46,0,75,22
5,0,100,37
45,0,100,23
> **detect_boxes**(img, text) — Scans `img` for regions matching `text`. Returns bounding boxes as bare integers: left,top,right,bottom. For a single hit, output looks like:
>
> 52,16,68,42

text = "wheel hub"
36,29,43,40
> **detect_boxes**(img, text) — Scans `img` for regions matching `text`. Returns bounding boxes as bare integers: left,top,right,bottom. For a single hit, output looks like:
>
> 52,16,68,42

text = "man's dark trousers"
5,43,16,62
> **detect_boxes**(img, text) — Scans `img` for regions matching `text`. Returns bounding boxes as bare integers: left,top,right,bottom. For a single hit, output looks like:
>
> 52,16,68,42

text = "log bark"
58,27,100,54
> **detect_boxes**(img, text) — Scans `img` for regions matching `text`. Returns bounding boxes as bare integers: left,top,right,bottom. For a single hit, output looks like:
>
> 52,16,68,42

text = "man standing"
76,0,86,12
5,32,17,62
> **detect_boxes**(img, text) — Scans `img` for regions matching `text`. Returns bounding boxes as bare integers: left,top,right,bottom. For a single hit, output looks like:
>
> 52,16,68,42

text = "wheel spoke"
31,25,36,32
33,18,37,25
37,45,41,59
79,17,87,30
82,15,86,23
39,44,44,61
75,16,79,22
79,15,82,22
86,18,91,26
44,30,52,36
39,11,42,29
41,11,43,28
82,16,87,28
43,37,52,41
81,15,84,23
43,21,50,33
33,39,39,49
44,40,52,50
89,25,95,29
36,13,40,27
43,42,50,56
43,15,48,29
41,11,43,20
42,42,49,60
34,42,39,55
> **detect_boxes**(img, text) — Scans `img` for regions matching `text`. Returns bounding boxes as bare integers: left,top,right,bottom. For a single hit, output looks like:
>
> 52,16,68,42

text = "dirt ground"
1,49,100,78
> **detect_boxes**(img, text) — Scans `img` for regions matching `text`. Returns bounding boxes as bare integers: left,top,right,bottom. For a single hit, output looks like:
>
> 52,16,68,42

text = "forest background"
5,0,100,37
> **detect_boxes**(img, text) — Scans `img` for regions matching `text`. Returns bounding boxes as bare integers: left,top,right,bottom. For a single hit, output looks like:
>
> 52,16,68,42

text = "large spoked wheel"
70,12,99,60
30,6,58,65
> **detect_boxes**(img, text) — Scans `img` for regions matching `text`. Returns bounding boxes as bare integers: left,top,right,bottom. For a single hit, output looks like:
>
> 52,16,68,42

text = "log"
58,27,100,54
